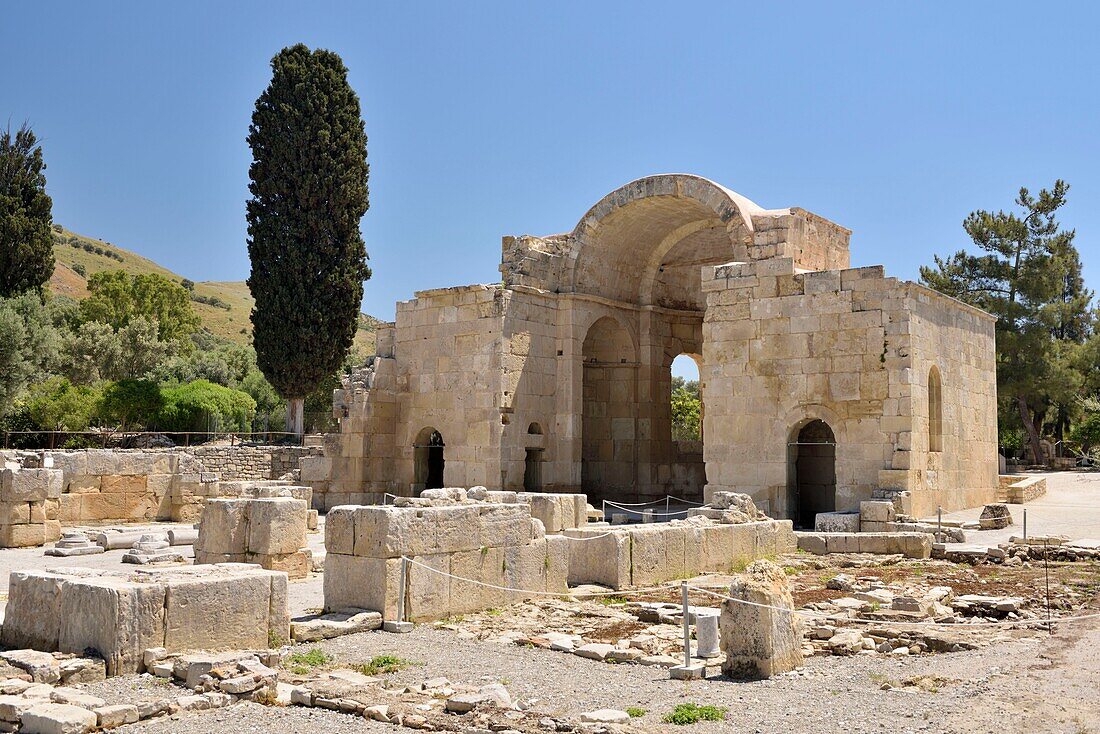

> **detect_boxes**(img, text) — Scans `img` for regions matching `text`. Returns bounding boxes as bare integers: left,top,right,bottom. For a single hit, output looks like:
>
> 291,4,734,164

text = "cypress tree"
246,44,370,436
0,124,55,298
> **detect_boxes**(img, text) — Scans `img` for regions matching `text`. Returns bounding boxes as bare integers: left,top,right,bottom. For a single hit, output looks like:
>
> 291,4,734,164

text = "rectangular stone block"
0,570,63,650
860,500,895,524
564,529,630,589
196,499,250,555
57,577,167,675
0,523,47,548
162,566,282,652
323,553,399,618
324,506,356,555
0,469,62,502
352,504,524,558
246,498,307,555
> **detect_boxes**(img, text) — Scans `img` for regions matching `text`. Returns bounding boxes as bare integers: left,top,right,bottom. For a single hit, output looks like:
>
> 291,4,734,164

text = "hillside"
48,225,381,358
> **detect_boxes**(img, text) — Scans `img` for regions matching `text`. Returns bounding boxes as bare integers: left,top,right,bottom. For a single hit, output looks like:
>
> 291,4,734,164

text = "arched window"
671,354,702,441
527,422,543,435
928,367,943,453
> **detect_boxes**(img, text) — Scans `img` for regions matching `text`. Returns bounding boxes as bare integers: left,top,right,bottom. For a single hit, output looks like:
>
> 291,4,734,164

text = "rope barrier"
395,557,1100,630
685,585,1100,629
603,501,710,518
559,532,616,541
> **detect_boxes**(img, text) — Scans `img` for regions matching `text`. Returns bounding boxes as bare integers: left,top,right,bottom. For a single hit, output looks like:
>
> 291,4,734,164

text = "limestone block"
564,529,630,589
814,512,860,533
162,566,282,652
247,498,307,555
323,554,399,618
629,525,687,586
0,523,48,548
1,469,62,502
324,506,356,555
57,577,167,676
1,571,64,650
100,475,147,494
353,505,515,558
196,499,250,555
248,549,312,580
860,501,895,524
268,572,290,646
0,502,31,525
720,560,803,678
450,548,506,612
20,702,97,734
44,520,61,543
404,553,452,622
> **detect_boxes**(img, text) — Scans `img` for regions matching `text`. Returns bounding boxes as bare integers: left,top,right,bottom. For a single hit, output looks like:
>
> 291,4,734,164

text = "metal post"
602,500,607,523
937,506,942,542
1023,508,1027,542
680,581,691,668
666,495,671,518
397,557,408,623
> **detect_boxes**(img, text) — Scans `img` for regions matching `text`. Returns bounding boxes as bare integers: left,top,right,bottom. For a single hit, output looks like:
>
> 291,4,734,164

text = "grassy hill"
48,225,382,358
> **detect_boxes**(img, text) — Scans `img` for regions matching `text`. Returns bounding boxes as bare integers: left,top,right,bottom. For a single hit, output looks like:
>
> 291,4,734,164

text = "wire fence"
1,429,308,450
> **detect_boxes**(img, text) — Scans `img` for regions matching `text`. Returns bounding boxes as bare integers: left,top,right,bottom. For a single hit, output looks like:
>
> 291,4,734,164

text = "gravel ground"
118,701,395,734
101,616,1100,734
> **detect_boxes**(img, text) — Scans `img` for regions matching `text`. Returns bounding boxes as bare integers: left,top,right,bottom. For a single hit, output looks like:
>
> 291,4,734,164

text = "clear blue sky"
3,2,1097,346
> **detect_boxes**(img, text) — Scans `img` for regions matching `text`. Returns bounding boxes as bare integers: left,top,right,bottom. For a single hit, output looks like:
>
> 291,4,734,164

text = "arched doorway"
788,420,836,528
413,427,445,494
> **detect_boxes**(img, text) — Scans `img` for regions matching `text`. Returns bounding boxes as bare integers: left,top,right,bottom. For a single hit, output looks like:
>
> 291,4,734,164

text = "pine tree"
920,181,1093,464
0,124,55,298
246,44,370,436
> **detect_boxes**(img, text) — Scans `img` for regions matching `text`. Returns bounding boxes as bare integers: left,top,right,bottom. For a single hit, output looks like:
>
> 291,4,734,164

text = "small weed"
268,630,285,648
480,546,489,557
869,602,881,612
500,677,511,685
783,566,799,576
283,648,333,674
626,707,646,718
437,614,465,625
664,703,727,725
355,654,412,675
486,608,504,617
597,595,630,606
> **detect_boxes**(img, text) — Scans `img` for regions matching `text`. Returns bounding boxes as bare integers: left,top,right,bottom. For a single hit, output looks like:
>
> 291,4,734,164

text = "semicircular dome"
566,174,763,305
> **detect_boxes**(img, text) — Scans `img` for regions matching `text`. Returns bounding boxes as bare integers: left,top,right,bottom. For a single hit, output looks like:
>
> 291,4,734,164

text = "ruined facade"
304,174,999,521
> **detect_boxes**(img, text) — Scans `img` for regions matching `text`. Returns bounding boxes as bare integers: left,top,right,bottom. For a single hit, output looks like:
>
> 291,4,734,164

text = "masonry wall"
392,285,505,492
899,286,999,517
700,259,912,519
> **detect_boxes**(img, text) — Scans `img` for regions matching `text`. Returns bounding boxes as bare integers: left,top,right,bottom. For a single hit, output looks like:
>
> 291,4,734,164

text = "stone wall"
699,258,999,520
0,448,317,537
564,519,796,589
1,565,289,674
195,497,312,579
323,503,568,622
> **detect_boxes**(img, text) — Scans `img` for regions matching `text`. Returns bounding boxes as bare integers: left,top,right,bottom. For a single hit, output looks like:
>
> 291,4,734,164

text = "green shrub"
663,703,727,725
158,380,256,433
354,655,411,675
97,379,164,431
626,707,646,718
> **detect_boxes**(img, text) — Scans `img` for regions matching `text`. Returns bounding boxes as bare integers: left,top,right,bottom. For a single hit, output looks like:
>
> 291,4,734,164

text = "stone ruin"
195,496,312,579
301,173,1000,525
1,564,289,675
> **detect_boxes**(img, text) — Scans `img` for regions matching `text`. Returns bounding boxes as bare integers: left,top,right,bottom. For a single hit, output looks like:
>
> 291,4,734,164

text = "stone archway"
788,420,837,529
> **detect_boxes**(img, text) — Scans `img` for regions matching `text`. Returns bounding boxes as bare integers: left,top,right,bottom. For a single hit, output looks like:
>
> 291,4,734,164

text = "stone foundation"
0,468,63,548
795,531,932,558
999,475,1047,504
563,518,797,589
322,503,568,622
195,497,311,579
0,564,289,675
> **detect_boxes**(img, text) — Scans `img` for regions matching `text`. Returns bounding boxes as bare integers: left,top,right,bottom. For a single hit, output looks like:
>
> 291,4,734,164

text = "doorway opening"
788,420,836,529
413,427,445,494
524,448,543,491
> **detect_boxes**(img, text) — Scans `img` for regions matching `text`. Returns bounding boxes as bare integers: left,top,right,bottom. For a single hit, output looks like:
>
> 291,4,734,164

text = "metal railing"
1,430,307,450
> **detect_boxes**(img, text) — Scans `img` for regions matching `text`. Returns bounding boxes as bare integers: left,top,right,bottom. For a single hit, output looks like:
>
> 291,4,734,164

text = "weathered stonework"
1,565,289,675
195,497,312,579
303,174,998,522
